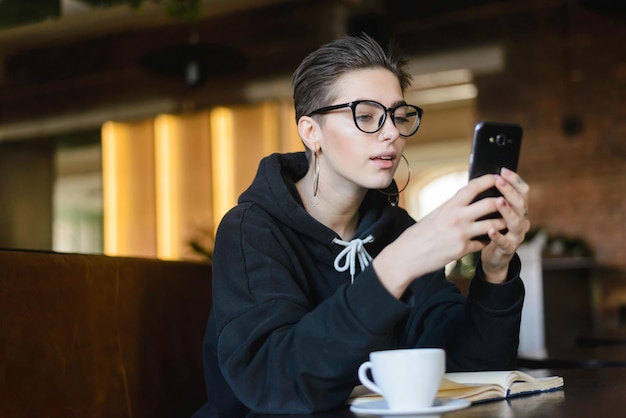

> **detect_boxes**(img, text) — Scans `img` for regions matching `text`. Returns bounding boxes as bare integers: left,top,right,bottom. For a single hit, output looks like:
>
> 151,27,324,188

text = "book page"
444,370,564,400
444,371,514,388
350,370,564,405
438,376,506,402
509,373,564,396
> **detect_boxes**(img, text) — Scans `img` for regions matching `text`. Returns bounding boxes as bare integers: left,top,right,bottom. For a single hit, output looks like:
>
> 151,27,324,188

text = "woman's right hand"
372,174,504,298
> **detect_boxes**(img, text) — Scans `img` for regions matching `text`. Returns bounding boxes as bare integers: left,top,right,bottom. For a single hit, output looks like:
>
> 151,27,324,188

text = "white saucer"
350,398,471,416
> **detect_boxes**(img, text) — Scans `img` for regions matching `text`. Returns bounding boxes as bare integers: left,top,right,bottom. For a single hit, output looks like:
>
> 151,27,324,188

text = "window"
416,171,468,219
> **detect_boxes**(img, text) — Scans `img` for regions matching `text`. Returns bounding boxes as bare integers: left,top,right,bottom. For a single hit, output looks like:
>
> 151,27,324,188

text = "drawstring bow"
332,235,374,283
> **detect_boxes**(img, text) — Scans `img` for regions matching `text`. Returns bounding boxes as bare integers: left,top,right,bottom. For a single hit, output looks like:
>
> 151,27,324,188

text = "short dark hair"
292,33,412,124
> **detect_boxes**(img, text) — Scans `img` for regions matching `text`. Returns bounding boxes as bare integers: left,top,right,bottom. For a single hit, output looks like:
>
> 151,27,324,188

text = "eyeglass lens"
354,102,420,136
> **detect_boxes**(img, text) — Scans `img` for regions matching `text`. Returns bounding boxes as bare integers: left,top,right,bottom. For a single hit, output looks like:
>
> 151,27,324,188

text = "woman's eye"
394,116,409,125
355,114,374,122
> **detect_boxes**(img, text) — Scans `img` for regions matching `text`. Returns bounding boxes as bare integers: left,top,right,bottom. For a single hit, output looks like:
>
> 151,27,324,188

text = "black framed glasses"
306,100,423,137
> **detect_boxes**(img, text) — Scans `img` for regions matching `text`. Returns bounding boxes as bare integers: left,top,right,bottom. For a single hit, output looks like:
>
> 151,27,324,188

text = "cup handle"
357,361,382,395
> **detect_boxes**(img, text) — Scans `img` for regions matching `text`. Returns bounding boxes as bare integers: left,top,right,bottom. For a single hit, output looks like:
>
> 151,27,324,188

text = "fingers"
456,174,498,205
463,169,529,247
440,169,529,253
489,200,525,250
453,174,510,240
489,169,530,248
497,168,529,218
496,169,530,226
501,167,529,194
470,169,530,281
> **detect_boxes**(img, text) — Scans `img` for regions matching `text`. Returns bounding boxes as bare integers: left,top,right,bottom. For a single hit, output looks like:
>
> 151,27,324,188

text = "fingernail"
500,167,512,175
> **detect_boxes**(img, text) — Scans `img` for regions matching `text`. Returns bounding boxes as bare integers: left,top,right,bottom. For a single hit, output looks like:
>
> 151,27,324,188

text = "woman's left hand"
480,167,530,283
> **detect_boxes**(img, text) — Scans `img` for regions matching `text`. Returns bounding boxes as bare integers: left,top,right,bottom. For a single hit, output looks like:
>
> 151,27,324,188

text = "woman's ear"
298,116,321,153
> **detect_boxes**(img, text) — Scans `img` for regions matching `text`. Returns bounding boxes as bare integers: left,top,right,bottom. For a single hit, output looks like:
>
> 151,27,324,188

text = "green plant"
161,0,200,21
188,228,214,262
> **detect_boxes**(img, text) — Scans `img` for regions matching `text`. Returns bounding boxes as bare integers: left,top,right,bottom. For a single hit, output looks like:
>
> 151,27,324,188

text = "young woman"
193,33,530,417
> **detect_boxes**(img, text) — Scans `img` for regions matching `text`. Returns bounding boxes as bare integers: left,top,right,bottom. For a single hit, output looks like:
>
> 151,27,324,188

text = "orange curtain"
102,119,157,258
101,101,301,260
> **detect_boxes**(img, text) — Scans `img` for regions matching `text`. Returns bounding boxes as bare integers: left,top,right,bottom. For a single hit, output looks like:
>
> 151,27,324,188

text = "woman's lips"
371,155,395,169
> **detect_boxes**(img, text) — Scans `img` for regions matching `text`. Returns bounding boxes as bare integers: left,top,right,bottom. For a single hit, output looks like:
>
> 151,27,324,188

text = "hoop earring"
378,154,411,207
311,150,320,207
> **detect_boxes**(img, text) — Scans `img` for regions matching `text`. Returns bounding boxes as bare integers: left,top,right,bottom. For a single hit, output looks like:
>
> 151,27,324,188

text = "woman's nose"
378,112,400,141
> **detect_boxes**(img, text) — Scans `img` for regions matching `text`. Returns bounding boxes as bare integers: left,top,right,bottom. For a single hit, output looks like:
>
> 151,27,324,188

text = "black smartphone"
468,121,523,241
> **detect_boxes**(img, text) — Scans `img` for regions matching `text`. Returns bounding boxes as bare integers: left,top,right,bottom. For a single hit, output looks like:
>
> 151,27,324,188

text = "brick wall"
472,8,626,269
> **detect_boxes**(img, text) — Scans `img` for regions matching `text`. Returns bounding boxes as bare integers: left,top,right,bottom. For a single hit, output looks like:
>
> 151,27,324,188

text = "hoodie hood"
238,152,414,251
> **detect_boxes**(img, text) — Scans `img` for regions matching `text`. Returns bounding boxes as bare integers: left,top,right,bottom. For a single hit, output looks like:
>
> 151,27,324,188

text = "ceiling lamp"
140,42,247,87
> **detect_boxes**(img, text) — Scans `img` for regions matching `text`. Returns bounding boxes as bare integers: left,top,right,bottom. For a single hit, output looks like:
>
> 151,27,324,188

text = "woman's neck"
296,169,365,241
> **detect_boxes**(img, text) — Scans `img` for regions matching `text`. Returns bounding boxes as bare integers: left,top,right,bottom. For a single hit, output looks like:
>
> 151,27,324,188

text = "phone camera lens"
495,134,506,146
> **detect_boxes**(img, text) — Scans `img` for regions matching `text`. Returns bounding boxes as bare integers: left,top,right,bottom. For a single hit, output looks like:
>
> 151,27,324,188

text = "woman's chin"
365,179,395,191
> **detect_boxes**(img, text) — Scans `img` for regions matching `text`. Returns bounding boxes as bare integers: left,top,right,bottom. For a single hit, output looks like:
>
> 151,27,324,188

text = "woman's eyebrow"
391,100,408,107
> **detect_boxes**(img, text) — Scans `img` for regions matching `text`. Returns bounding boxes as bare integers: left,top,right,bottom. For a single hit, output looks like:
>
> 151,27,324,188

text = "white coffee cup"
357,348,445,410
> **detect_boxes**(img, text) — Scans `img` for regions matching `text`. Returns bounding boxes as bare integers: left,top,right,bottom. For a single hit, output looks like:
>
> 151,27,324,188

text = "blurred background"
0,0,625,349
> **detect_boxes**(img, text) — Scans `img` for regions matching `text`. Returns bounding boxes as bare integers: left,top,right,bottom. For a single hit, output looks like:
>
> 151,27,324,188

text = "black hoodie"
193,152,524,417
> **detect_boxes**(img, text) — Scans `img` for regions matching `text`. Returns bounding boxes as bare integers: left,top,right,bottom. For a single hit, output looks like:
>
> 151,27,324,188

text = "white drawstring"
332,235,374,283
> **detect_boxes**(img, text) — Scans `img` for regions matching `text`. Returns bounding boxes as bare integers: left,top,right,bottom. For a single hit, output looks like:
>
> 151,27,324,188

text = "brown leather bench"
0,250,212,418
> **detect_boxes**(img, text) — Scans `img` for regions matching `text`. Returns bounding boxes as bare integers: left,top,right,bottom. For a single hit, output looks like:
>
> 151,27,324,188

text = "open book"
438,370,564,403
350,370,564,405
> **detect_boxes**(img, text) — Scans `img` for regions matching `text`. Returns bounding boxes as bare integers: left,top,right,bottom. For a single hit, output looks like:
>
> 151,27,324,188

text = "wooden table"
251,367,626,418
518,345,626,368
